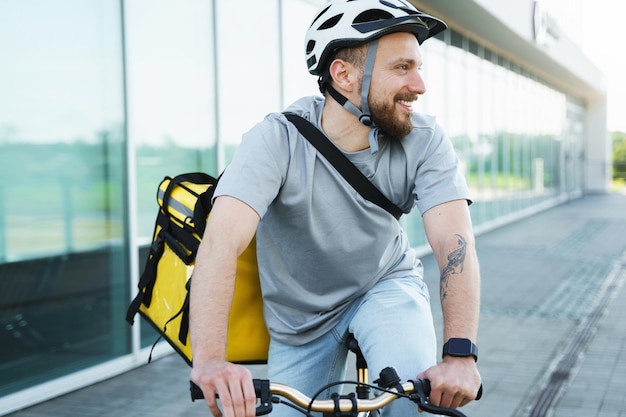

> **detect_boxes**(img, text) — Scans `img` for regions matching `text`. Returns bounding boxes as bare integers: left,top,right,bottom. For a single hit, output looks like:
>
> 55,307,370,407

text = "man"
190,1,481,416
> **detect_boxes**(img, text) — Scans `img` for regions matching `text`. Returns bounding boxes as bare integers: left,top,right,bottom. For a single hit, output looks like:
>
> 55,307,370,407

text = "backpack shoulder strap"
284,112,403,220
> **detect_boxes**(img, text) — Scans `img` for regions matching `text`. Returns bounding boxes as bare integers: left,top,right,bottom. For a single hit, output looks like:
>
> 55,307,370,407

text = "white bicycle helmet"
305,0,447,76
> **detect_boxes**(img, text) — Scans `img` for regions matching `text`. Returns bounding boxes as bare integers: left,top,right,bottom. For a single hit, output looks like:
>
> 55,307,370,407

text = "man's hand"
417,356,481,409
190,359,258,417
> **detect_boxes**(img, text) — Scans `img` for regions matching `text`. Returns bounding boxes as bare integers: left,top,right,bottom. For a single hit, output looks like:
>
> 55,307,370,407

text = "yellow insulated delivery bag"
126,172,269,365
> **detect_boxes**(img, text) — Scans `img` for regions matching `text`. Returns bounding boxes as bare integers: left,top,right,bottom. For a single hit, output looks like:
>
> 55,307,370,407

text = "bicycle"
190,334,481,417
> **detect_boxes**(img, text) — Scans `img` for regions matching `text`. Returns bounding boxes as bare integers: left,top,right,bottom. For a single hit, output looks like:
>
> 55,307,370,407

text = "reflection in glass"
419,29,571,227
0,1,127,396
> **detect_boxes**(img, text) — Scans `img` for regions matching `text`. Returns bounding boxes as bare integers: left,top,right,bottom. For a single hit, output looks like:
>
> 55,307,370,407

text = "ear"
328,59,359,93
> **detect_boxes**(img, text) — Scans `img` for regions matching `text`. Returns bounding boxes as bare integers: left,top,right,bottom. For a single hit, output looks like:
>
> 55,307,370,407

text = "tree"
613,131,626,181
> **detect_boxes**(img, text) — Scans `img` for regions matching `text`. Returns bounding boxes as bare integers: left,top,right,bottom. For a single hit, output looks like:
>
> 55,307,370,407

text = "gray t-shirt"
214,96,470,345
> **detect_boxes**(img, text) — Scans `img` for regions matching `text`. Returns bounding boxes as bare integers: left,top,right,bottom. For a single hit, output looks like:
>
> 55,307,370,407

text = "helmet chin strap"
325,39,381,154
360,39,378,126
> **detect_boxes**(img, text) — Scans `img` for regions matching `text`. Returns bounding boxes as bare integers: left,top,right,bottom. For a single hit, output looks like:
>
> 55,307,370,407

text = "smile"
397,100,415,111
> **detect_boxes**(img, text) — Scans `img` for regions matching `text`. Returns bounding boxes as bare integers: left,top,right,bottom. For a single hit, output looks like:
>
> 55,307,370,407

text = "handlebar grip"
190,380,273,416
190,381,203,400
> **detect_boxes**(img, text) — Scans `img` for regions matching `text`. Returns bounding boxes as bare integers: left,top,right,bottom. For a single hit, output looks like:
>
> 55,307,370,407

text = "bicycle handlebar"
190,377,478,417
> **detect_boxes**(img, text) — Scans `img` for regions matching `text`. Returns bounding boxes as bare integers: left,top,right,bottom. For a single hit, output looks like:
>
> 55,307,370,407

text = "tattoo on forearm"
440,234,467,300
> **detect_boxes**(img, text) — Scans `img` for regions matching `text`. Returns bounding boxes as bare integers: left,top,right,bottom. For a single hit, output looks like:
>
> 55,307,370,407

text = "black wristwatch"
442,338,478,362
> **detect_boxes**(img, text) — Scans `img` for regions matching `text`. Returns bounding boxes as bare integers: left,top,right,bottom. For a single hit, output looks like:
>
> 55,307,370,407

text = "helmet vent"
310,4,331,28
353,9,394,24
380,0,413,12
306,40,316,54
319,13,343,30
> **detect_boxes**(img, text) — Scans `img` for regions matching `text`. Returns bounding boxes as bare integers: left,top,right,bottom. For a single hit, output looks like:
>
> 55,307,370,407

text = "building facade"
0,0,606,414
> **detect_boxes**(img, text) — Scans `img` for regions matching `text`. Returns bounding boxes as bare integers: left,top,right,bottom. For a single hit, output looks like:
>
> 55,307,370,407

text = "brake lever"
419,401,467,417
253,379,274,415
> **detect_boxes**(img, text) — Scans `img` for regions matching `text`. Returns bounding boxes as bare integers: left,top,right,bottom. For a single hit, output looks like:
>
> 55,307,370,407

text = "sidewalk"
8,192,626,417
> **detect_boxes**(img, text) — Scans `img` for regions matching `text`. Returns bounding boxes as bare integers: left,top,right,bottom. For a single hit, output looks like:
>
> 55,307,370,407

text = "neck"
320,96,371,152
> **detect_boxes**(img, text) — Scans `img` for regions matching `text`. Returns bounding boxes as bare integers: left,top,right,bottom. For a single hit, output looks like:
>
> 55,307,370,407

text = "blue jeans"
267,276,437,417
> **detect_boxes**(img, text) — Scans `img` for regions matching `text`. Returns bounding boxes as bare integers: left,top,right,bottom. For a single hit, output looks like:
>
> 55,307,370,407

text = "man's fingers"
191,361,256,417
208,400,223,417
243,378,258,417
431,390,457,409
433,389,475,410
215,379,242,417
201,384,222,417
213,377,257,417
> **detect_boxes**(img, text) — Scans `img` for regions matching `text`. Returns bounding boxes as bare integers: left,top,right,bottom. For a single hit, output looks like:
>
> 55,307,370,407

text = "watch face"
444,338,477,360
449,338,473,355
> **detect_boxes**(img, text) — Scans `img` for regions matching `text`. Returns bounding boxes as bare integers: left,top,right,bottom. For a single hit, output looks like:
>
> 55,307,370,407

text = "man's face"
367,32,426,139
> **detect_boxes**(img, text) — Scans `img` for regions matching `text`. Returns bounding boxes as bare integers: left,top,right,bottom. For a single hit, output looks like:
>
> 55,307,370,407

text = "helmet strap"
324,40,381,153
326,84,363,121
360,39,378,127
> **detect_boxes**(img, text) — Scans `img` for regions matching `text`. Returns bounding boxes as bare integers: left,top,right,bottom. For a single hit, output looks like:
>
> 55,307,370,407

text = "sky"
555,0,626,132
583,2,626,133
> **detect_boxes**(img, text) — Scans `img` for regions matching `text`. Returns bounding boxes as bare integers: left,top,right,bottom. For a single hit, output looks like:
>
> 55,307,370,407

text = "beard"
368,93,415,139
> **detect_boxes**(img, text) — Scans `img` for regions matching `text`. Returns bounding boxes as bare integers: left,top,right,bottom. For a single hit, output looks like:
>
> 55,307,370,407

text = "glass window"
421,37,447,119
415,29,576,237
125,0,217,240
0,1,127,395
281,0,324,107
124,0,217,348
216,0,281,165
